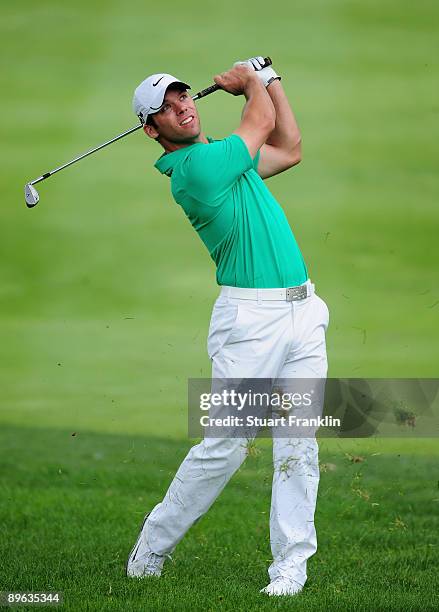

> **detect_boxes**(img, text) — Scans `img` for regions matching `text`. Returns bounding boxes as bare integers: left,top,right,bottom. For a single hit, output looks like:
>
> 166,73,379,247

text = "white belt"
220,280,315,302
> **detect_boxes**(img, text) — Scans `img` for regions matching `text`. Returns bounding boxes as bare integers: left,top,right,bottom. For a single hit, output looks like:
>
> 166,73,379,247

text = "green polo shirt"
154,134,308,288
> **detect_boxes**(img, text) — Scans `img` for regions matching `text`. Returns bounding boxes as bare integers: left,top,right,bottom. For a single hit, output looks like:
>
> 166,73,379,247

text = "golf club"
24,57,272,208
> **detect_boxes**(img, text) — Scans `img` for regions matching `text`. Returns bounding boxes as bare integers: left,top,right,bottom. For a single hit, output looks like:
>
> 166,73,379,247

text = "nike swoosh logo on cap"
152,76,165,87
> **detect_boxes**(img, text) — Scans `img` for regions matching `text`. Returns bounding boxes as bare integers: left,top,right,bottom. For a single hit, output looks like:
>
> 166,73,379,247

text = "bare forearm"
214,67,276,156
241,77,276,132
234,75,275,156
265,79,301,152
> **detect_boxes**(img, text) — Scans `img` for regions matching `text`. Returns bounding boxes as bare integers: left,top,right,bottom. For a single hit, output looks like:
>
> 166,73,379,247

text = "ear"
143,124,159,140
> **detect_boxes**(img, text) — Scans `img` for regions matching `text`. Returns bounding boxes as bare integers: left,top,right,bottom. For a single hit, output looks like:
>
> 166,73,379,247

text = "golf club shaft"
27,57,272,188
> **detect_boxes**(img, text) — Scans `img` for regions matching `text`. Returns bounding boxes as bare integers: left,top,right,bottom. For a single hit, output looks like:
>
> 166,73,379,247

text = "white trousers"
144,279,329,587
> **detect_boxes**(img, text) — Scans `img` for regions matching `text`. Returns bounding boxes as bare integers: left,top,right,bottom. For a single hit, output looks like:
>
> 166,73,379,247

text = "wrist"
243,73,265,96
266,75,281,88
258,66,281,88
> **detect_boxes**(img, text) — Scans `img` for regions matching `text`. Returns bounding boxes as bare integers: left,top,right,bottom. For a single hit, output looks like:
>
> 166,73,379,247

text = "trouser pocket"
207,299,241,360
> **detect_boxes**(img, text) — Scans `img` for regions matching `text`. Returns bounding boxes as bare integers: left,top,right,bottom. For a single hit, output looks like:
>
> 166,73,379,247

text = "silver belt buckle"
286,285,308,301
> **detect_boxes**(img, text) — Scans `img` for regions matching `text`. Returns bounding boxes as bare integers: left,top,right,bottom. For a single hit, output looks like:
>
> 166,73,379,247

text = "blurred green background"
1,0,437,439
1,1,439,608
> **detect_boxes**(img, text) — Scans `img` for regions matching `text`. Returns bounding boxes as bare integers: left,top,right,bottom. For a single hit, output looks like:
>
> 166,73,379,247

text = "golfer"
127,57,329,597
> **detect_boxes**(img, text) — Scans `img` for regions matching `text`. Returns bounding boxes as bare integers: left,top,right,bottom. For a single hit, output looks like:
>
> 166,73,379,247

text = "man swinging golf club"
126,57,330,597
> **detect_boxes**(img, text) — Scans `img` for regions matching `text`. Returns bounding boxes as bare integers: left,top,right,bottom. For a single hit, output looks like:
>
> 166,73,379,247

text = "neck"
161,132,209,153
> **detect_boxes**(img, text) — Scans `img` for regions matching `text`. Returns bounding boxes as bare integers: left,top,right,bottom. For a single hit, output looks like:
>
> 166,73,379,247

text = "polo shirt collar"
154,137,214,177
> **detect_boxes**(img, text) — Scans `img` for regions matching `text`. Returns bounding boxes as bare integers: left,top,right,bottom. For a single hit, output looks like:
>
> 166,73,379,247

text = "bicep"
257,143,301,179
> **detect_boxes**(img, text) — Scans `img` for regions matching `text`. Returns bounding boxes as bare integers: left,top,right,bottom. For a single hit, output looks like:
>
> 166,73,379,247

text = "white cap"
133,73,191,124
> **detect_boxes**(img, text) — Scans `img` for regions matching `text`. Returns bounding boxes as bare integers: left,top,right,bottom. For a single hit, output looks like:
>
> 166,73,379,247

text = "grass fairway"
1,426,438,610
1,0,438,609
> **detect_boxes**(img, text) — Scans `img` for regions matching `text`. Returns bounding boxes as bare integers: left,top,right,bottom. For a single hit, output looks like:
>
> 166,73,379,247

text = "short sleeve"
181,134,253,203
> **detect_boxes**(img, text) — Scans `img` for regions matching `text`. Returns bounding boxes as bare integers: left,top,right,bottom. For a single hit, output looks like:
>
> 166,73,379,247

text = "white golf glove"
234,56,281,87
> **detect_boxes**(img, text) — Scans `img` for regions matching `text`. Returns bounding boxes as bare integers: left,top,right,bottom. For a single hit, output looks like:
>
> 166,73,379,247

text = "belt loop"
257,289,262,305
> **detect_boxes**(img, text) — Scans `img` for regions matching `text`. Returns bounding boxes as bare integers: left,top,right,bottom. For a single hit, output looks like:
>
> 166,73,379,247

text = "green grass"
1,0,438,609
1,426,438,611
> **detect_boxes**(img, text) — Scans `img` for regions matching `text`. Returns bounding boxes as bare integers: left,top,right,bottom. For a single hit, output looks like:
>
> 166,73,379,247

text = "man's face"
144,86,202,146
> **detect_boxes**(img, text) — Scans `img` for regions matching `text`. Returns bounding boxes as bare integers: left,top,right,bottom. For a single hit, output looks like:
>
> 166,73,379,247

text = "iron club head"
25,183,40,208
